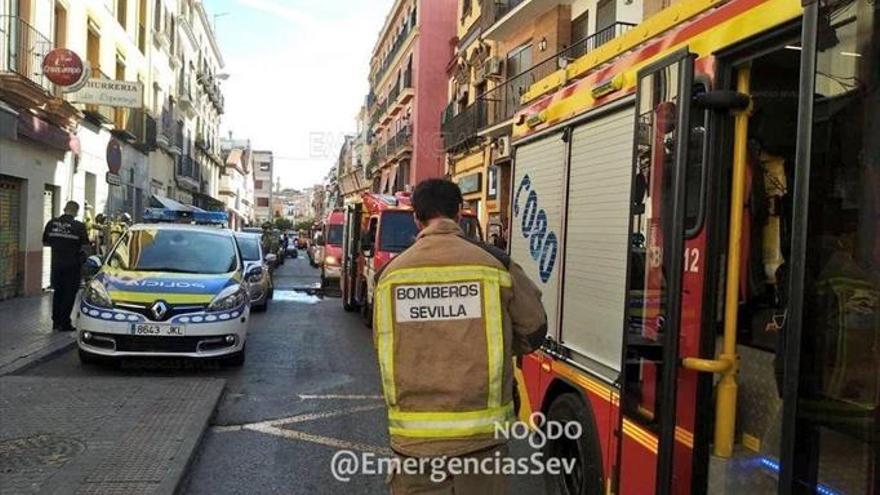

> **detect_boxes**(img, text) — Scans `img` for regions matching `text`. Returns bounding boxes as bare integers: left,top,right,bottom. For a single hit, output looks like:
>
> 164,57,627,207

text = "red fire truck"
340,192,483,326
319,209,345,288
507,0,878,493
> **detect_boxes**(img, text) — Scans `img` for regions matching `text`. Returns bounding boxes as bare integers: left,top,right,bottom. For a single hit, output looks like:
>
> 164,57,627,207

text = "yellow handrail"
714,66,751,458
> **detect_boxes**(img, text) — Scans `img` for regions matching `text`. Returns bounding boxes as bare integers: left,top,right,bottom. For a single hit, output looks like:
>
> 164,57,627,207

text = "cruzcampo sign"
68,79,143,108
41,48,85,87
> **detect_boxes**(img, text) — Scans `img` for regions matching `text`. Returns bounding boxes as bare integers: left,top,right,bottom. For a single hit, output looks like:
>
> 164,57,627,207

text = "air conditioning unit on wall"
485,57,503,78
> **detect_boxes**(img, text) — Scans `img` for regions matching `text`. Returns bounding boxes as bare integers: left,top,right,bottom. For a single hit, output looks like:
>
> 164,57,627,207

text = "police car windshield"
379,211,417,253
109,229,238,274
235,235,262,261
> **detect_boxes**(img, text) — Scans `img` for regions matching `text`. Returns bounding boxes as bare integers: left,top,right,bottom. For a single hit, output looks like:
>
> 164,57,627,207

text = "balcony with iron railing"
372,70,414,129
177,154,199,183
477,22,635,134
371,17,415,87
0,15,55,94
111,107,157,151
385,124,412,158
441,22,633,150
441,99,488,152
366,146,380,177
177,70,195,111
158,105,176,147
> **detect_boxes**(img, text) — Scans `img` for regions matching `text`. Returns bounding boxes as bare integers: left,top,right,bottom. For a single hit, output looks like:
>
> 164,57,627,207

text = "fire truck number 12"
685,247,700,273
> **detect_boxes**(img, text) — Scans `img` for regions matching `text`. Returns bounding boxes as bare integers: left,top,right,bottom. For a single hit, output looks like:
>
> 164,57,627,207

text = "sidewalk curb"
0,334,77,376
163,378,226,495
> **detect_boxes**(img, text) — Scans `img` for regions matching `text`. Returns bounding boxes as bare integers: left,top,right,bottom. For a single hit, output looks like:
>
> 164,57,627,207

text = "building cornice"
371,0,414,62
195,1,226,68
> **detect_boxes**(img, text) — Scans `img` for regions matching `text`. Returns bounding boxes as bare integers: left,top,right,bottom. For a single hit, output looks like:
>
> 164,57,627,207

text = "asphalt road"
21,252,546,494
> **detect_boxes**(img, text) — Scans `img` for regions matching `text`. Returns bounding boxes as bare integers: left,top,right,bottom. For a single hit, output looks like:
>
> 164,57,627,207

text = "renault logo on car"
150,301,169,320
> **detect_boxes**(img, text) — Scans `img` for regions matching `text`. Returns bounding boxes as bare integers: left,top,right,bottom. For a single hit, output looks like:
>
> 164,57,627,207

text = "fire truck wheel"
543,393,604,495
361,299,373,328
342,290,357,312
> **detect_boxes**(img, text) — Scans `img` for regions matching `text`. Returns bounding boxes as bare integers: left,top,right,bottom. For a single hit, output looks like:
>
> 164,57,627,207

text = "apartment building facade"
441,0,641,243
0,0,228,300
219,137,254,230
252,150,273,222
366,0,457,195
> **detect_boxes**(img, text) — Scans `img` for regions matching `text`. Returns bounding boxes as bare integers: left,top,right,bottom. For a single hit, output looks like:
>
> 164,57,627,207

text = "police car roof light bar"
143,207,229,225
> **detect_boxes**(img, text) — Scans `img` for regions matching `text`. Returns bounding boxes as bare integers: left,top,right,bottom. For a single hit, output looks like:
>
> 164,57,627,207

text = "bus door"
620,49,696,495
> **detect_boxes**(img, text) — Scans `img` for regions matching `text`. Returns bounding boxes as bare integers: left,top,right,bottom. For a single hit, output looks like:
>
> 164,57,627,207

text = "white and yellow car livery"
77,223,262,366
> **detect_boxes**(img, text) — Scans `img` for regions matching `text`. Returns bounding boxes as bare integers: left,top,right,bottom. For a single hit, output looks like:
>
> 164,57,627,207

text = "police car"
77,208,260,366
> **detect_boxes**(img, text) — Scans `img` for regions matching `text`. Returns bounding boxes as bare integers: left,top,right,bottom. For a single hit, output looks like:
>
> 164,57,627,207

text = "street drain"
0,434,85,472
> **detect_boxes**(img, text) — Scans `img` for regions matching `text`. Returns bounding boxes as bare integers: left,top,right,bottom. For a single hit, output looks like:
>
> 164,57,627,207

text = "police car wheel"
543,393,604,495
78,348,112,367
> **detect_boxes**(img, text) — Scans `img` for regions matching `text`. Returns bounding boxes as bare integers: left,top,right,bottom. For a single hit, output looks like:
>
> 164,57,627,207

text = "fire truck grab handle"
681,356,733,374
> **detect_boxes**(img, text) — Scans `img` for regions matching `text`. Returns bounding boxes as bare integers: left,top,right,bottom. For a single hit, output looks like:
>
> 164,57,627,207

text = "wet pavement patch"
272,289,324,304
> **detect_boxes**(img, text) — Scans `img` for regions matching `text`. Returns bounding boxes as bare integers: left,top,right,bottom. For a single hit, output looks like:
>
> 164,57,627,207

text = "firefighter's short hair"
412,179,462,222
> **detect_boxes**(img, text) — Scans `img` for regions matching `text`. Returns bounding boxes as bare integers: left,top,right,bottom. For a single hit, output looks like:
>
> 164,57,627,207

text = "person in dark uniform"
42,201,89,332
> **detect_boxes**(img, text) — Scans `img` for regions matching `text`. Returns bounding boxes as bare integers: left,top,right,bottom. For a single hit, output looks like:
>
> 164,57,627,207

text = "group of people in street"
40,178,548,495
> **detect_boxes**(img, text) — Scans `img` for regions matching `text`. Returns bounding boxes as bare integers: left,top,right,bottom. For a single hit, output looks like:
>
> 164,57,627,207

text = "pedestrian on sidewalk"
374,179,547,495
42,201,89,332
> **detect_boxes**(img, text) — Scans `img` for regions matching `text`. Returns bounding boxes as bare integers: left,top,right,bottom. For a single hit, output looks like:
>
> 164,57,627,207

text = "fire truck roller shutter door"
561,104,636,380
510,133,567,340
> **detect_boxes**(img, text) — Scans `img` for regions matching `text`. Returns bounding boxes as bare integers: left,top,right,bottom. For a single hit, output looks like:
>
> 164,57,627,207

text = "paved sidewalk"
0,294,76,376
0,376,225,494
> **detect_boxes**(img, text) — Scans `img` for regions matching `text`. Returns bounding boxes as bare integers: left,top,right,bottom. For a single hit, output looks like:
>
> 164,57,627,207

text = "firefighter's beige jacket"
374,218,547,458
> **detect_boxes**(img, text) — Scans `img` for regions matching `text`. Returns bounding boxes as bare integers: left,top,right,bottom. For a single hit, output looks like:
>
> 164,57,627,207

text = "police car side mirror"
83,255,102,279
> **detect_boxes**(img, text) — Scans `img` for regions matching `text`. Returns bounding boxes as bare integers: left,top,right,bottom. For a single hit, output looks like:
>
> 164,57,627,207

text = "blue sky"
204,0,394,190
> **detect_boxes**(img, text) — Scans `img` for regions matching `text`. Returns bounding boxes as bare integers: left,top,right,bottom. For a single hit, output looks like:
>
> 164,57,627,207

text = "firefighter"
42,201,89,332
374,179,547,494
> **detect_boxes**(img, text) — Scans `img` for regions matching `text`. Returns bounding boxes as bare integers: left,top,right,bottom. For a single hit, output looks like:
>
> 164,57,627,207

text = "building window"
86,22,100,73
154,0,162,32
572,10,589,42
596,0,617,33
117,0,127,30
257,197,269,207
254,180,263,189
137,0,147,52
461,0,472,21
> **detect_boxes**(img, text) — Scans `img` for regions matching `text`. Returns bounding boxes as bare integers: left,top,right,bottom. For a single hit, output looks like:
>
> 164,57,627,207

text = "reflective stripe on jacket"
374,218,547,457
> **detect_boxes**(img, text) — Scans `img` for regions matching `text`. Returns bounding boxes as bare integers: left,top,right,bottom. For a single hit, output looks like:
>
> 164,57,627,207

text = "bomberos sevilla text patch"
394,282,483,322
